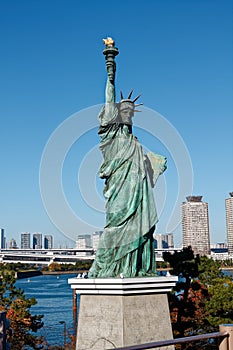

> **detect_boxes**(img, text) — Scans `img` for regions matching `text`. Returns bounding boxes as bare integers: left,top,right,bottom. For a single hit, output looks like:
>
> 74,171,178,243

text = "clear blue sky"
0,0,232,248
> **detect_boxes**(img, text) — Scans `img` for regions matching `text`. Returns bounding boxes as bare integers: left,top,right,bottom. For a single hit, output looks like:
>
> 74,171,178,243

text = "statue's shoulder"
98,104,119,126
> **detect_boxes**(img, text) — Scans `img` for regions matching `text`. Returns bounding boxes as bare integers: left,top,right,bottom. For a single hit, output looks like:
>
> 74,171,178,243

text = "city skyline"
1,190,232,250
0,1,232,247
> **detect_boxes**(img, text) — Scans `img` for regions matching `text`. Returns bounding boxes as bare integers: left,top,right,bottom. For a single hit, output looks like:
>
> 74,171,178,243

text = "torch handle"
103,46,119,83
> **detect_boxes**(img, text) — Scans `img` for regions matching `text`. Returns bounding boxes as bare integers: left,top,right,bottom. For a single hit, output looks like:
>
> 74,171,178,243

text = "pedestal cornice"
68,276,178,295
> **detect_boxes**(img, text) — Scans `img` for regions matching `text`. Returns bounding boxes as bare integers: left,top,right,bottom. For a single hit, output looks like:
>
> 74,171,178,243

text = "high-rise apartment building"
44,235,53,249
9,238,18,249
182,196,210,256
0,228,5,249
154,233,174,250
92,231,103,251
33,233,43,249
226,192,233,256
21,232,31,249
76,234,92,256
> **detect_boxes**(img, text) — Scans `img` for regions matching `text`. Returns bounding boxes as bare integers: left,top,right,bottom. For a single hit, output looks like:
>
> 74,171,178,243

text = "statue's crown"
120,90,143,112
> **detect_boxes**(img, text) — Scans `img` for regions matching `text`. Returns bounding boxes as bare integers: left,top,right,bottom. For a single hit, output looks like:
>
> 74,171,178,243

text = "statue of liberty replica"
89,37,167,278
69,38,177,350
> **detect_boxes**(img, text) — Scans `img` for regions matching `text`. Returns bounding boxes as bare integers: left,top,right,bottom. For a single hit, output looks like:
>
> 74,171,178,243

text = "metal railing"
109,324,233,350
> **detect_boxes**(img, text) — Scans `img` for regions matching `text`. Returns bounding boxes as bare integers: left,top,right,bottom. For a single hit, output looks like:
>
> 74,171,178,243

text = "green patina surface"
89,39,166,278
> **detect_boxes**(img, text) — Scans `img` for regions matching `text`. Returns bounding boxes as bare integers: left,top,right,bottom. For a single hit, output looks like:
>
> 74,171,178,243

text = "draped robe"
89,79,166,278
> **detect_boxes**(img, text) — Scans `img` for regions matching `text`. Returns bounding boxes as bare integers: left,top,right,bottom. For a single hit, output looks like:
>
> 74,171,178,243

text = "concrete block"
71,278,176,350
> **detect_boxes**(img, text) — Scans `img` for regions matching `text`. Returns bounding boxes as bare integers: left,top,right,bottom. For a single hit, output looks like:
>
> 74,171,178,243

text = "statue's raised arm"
103,37,119,103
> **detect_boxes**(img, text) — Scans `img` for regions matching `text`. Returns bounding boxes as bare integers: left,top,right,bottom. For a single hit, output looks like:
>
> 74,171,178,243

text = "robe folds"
88,105,167,278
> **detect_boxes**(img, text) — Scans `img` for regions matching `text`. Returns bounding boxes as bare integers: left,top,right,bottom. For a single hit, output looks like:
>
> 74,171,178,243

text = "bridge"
0,248,94,265
0,248,180,265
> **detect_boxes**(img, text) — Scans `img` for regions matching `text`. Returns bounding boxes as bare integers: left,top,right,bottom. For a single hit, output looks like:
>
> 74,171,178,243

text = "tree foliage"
198,256,233,331
164,248,233,349
163,247,204,338
198,256,223,285
48,262,62,272
42,260,92,272
0,263,44,349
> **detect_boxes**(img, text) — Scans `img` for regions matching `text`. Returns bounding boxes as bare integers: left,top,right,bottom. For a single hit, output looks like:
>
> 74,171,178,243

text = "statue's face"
119,102,134,124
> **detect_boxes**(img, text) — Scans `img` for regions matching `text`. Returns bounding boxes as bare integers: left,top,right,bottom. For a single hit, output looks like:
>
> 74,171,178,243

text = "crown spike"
120,91,124,100
132,94,142,103
127,90,134,99
134,110,141,113
135,103,143,107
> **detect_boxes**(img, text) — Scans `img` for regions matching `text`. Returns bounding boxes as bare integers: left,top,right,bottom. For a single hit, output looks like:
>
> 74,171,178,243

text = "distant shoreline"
41,270,81,275
16,270,86,279
15,267,233,279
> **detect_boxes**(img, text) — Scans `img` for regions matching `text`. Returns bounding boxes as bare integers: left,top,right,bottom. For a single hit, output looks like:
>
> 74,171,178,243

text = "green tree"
198,256,223,285
75,260,92,271
164,249,233,349
0,264,44,349
48,262,62,271
163,247,203,339
198,256,233,332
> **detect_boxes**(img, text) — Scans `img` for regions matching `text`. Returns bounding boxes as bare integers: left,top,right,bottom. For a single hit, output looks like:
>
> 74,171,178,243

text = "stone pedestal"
68,276,177,350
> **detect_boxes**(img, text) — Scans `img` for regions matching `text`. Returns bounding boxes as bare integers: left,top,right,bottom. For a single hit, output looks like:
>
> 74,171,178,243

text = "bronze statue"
89,38,166,278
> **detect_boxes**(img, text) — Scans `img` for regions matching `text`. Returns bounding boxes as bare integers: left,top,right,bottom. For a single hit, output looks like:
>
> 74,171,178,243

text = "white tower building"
182,196,210,256
226,192,233,256
76,234,92,257
21,232,31,249
92,231,103,252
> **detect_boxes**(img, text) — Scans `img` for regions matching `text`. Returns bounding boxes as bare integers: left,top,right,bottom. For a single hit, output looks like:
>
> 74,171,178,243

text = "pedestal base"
68,277,177,350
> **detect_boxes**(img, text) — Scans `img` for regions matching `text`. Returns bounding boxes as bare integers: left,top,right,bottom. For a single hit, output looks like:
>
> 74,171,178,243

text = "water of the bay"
223,269,233,278
16,273,78,347
15,269,233,347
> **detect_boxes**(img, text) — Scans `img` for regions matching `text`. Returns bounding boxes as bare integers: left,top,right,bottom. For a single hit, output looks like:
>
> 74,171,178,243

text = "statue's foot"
137,270,158,277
